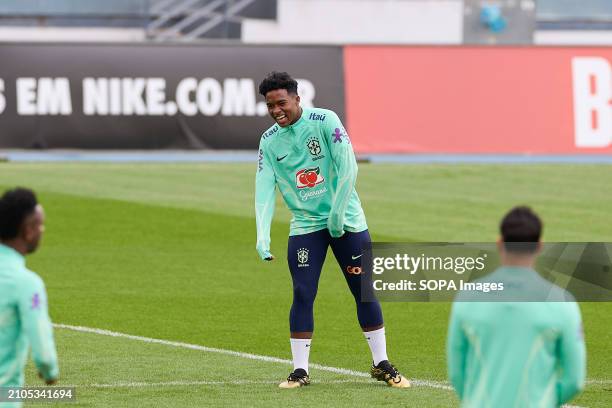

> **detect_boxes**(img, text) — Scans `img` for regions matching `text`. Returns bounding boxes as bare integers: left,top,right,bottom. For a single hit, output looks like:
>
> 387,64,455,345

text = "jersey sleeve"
324,111,357,237
447,302,467,399
254,140,276,259
556,302,586,404
16,273,59,382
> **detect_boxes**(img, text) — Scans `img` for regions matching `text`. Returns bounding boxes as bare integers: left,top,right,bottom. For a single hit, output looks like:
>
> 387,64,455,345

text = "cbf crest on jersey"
307,137,325,161
307,137,321,156
297,247,310,267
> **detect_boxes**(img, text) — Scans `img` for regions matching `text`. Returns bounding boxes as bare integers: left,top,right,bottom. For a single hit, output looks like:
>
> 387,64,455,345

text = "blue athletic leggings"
286,229,383,332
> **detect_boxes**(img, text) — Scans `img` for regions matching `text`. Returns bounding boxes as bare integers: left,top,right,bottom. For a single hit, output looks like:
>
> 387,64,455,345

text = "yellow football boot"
370,360,411,388
279,368,310,389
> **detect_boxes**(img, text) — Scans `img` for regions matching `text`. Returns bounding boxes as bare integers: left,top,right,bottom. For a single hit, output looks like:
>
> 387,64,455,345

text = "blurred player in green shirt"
447,207,586,407
0,188,59,407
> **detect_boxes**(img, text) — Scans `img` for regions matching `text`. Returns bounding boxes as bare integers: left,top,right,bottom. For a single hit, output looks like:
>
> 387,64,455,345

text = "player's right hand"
259,250,274,261
256,242,274,261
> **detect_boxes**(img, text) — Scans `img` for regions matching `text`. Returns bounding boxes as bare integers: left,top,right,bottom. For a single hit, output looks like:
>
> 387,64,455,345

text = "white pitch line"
53,323,592,407
586,379,612,385
83,379,375,388
54,323,452,391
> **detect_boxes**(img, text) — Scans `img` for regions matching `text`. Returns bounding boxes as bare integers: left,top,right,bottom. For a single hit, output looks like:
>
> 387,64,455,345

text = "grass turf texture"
0,162,610,407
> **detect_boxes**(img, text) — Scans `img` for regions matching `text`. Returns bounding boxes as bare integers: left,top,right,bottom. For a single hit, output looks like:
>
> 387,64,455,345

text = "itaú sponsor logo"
572,57,612,148
296,167,324,189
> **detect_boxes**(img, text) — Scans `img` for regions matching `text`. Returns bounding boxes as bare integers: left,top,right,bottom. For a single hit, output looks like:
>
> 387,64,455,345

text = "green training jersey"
255,107,367,258
0,244,59,394
447,266,586,408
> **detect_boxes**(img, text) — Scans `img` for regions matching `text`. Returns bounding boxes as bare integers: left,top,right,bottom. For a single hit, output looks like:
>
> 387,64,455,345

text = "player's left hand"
327,215,345,238
38,371,57,385
329,229,345,238
328,224,345,238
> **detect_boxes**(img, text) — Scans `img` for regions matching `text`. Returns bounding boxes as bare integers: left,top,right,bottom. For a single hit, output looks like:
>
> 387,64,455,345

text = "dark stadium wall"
0,43,344,149
1,43,610,153
344,46,612,154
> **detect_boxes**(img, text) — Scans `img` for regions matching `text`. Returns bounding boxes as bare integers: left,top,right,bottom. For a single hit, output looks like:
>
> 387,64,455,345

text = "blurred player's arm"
556,302,586,404
325,112,357,238
17,275,59,384
446,303,467,399
255,142,276,261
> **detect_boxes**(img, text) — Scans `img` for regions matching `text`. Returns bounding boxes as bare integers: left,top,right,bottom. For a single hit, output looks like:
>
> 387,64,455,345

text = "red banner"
344,46,612,154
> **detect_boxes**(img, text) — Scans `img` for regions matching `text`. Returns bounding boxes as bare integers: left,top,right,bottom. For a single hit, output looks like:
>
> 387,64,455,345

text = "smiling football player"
255,71,410,389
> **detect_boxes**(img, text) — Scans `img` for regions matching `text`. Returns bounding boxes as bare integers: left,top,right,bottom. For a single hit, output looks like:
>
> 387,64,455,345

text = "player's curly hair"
500,206,542,254
258,71,298,96
0,187,38,240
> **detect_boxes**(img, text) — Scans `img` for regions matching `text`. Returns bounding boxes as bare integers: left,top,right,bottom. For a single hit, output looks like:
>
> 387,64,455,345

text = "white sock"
290,338,312,373
364,327,388,366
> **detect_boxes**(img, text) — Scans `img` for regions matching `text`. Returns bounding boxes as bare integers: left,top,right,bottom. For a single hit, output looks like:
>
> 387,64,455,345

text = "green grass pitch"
0,162,610,407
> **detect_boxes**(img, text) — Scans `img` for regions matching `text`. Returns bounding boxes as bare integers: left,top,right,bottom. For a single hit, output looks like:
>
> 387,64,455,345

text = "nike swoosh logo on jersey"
351,254,363,260
277,154,288,161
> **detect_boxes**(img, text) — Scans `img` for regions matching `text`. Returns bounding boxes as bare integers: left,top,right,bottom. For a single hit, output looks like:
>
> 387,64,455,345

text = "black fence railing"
0,0,276,32
537,0,612,29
